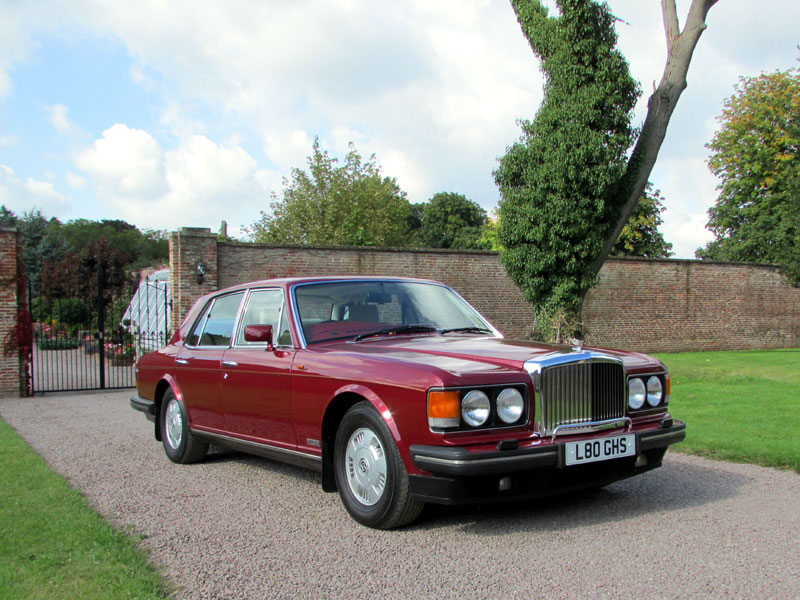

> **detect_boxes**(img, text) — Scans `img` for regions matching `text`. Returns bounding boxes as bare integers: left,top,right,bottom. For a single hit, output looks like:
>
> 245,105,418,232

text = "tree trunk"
589,0,719,281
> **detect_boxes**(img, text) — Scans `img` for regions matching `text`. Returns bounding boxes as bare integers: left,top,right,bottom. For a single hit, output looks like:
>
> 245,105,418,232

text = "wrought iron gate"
30,271,170,393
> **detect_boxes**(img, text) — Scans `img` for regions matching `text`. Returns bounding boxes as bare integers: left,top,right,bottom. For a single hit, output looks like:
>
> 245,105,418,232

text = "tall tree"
696,67,800,283
248,139,412,247
17,210,67,296
0,205,17,228
415,192,489,249
60,219,167,270
496,0,717,313
612,184,673,258
495,0,639,311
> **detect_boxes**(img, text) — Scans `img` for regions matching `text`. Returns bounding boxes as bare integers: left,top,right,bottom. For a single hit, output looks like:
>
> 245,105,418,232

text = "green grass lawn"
0,418,169,600
656,349,800,473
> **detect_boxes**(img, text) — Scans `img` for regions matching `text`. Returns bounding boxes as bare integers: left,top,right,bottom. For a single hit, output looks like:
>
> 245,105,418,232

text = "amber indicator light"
428,390,460,419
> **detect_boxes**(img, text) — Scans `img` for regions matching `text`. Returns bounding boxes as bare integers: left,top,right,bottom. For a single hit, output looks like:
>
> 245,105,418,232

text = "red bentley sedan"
131,277,685,528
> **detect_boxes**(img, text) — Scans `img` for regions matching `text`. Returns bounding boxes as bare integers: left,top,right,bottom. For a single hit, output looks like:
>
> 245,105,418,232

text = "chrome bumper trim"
550,417,632,443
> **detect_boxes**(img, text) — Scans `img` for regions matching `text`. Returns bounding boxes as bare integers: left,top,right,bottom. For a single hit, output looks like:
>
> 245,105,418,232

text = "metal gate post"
97,263,105,389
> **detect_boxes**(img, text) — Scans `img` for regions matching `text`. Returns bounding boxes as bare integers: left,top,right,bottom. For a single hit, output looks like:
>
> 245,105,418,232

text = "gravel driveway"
2,391,798,599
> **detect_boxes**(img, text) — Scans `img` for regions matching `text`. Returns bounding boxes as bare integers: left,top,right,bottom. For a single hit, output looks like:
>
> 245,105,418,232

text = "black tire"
333,401,424,529
160,389,208,464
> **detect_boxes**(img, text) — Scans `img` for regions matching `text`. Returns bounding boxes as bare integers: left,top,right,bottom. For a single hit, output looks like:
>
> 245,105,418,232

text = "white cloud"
0,134,19,147
164,135,269,210
75,124,167,197
65,171,86,189
262,129,316,174
651,155,719,259
0,164,72,214
50,0,543,209
74,125,274,232
159,101,207,140
47,103,84,137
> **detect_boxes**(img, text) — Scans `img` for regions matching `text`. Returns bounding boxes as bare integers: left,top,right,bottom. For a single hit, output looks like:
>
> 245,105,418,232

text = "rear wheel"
334,402,423,529
160,389,208,464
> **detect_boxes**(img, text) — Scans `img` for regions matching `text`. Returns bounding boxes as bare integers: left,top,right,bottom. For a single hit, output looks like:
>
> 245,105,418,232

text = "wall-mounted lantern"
196,259,206,285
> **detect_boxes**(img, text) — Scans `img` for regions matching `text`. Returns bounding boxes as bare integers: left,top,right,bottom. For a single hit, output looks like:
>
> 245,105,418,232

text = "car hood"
318,335,661,376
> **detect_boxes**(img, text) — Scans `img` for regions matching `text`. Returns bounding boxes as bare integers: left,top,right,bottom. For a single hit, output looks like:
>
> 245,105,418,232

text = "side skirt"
192,430,323,472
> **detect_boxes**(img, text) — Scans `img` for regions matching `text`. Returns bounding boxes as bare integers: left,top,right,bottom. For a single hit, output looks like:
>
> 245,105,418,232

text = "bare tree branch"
661,0,680,53
589,0,718,282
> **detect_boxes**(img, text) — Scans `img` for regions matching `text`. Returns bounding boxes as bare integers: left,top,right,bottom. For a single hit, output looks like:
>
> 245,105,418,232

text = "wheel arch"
320,386,401,493
152,375,182,442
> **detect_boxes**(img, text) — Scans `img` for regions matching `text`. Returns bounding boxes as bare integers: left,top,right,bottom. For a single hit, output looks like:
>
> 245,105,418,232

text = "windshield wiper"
353,325,438,342
439,327,493,335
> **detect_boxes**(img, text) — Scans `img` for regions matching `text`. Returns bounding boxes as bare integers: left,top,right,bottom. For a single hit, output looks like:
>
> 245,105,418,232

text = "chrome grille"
539,361,625,434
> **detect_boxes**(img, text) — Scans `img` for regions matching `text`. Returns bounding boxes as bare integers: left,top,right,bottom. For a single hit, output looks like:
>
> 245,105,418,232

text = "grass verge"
0,418,169,600
656,349,800,473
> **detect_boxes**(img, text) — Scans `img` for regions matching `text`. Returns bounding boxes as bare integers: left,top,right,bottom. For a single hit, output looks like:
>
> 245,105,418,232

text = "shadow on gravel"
194,448,749,534
408,457,751,534
203,447,323,486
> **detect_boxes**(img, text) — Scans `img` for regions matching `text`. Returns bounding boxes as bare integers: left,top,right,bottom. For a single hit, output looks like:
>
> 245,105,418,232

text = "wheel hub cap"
165,399,183,449
345,427,387,506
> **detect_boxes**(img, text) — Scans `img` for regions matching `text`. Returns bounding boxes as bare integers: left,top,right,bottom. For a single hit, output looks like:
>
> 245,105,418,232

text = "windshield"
292,280,495,344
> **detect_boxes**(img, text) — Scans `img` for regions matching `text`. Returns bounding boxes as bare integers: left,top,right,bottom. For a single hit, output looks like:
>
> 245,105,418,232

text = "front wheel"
160,389,208,464
334,402,424,529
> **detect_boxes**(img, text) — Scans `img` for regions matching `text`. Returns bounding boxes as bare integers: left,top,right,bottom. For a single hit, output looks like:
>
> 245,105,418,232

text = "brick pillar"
169,227,218,333
0,227,24,397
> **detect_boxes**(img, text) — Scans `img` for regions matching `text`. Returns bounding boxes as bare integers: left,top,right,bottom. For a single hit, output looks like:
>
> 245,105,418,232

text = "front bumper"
130,394,157,422
408,419,685,504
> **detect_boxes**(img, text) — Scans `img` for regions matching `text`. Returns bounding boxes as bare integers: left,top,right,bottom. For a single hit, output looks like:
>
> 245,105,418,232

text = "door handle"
221,361,238,368
175,359,188,365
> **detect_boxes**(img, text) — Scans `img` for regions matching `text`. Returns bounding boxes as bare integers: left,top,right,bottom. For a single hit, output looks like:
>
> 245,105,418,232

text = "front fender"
332,383,402,444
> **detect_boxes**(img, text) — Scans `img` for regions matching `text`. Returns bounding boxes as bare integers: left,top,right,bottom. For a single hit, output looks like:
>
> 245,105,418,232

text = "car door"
221,288,297,448
174,291,245,432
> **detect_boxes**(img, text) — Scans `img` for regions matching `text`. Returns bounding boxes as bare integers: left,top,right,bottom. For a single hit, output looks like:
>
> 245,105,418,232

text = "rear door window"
235,289,283,346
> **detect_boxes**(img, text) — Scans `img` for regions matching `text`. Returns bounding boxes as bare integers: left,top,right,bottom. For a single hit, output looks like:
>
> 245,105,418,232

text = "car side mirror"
244,324,273,348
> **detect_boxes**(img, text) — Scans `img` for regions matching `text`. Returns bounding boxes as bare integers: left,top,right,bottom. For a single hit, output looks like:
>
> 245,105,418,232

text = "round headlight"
496,388,524,424
647,376,663,407
462,390,490,427
628,378,646,410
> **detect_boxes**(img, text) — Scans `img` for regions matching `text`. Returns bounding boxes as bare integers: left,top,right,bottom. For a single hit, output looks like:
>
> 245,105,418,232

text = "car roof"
213,275,444,295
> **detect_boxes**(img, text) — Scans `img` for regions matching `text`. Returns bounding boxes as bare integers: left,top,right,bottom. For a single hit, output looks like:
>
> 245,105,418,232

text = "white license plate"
564,434,636,466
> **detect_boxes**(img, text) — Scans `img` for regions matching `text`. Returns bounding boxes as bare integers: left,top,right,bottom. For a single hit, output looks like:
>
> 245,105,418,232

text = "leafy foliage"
12,210,68,296
0,205,16,228
612,184,673,258
697,68,800,283
1,206,168,327
495,0,640,311
415,192,489,249
248,139,412,247
478,210,502,251
59,219,169,270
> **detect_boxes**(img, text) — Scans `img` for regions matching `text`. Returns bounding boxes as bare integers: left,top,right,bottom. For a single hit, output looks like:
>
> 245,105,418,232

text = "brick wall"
0,227,24,396
169,228,218,332
169,228,800,353
582,257,800,353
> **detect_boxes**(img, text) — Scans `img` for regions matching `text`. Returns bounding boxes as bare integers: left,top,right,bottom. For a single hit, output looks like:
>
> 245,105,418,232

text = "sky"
0,0,798,259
